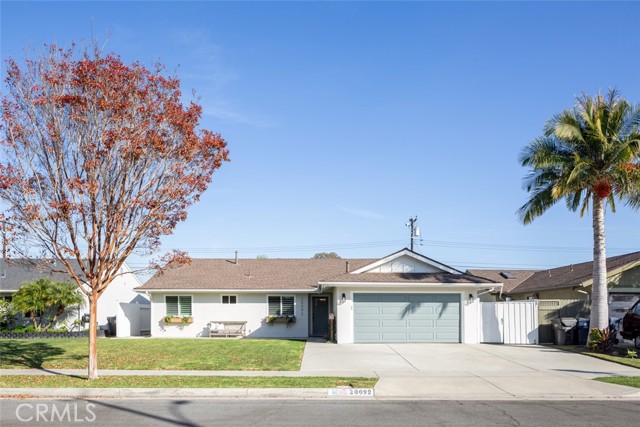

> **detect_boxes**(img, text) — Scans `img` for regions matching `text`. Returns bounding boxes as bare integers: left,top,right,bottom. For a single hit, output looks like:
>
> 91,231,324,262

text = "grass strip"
0,338,305,371
0,375,377,389
594,376,640,388
554,345,640,369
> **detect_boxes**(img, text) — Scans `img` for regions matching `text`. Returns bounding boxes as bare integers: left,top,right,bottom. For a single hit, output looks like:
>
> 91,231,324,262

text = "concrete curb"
0,388,374,400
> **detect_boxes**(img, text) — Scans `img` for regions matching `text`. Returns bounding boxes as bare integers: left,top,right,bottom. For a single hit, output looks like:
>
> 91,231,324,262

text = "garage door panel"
354,319,381,328
408,319,434,327
380,294,408,303
355,306,381,315
380,332,408,341
408,333,435,341
353,293,460,343
380,319,407,327
408,294,434,303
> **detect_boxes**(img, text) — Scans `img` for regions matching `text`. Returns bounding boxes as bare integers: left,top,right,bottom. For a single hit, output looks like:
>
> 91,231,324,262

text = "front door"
311,296,330,337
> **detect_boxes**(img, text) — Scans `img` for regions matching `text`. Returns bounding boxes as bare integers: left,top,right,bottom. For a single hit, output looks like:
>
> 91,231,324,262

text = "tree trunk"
590,195,609,331
88,291,99,380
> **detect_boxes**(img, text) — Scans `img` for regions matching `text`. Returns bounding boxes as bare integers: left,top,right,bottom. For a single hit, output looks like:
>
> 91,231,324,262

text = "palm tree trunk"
590,195,609,330
88,290,99,380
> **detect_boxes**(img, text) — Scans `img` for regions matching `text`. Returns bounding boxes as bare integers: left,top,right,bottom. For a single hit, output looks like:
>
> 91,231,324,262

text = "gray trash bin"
106,316,117,337
552,318,577,345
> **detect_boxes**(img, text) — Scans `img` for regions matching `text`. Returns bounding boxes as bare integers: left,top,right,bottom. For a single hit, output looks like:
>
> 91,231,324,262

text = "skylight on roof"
500,272,517,279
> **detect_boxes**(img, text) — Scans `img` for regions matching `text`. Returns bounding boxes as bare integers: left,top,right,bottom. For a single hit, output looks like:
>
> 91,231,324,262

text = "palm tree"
11,278,84,330
11,279,48,330
518,89,640,331
47,280,85,327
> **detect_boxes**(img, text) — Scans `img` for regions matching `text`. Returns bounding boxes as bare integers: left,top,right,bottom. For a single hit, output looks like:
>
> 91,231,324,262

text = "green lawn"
594,376,640,388
0,338,305,371
0,375,377,389
555,345,640,369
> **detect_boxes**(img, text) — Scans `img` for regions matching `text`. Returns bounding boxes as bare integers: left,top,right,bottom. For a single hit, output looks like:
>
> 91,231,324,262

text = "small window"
222,295,237,304
268,296,295,317
166,295,192,317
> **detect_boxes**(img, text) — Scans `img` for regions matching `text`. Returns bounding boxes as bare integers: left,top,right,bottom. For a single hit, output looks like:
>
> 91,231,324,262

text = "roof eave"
136,288,317,293
318,281,502,289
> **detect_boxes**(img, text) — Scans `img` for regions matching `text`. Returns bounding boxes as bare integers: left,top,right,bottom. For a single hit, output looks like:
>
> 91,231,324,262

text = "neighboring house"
0,259,148,330
468,251,640,342
137,248,500,343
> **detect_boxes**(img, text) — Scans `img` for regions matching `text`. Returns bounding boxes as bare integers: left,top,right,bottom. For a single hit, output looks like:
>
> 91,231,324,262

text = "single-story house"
468,251,640,316
137,248,501,343
0,259,148,330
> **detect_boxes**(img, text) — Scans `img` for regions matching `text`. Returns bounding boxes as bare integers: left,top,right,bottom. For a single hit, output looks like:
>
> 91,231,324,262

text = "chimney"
235,251,239,265
345,261,350,273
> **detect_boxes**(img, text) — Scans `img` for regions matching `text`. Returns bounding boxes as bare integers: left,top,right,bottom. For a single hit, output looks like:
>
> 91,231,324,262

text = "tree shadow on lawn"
0,340,80,370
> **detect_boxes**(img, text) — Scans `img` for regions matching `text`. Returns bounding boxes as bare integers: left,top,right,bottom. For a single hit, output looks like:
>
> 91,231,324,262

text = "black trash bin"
106,316,117,337
576,318,589,345
552,318,577,345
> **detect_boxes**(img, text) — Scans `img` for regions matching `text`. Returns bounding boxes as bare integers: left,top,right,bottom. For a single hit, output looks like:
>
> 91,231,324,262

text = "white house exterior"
0,259,148,330
138,249,502,343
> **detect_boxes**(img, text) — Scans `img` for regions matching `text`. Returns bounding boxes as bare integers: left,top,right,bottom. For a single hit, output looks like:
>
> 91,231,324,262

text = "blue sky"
2,1,639,274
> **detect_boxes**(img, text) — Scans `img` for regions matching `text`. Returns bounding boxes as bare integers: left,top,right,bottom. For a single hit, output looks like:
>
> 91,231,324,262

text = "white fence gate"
481,301,539,344
116,303,151,337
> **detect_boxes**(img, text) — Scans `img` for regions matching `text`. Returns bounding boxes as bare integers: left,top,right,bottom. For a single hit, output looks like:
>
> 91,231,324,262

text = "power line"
150,239,637,255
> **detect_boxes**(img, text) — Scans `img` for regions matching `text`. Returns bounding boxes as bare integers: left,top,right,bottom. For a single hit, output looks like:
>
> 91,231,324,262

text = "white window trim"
221,294,238,304
266,295,296,317
165,294,193,317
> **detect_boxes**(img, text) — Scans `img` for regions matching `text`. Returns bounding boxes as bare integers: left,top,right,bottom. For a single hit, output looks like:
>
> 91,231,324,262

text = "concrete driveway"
301,343,640,400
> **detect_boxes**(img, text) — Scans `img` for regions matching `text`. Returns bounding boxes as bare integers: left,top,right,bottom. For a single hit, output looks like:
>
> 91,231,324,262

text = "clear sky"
1,1,639,275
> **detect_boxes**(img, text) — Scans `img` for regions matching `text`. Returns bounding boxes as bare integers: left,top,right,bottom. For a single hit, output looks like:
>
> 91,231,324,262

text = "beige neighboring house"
468,251,640,318
137,248,500,343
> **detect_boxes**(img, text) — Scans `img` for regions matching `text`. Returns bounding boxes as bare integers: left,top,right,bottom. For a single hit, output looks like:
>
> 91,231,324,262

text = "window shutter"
166,296,179,316
179,296,192,316
282,296,294,316
268,296,280,316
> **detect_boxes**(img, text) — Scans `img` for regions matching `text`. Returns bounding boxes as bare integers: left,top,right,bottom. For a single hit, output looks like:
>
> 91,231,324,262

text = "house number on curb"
327,388,375,397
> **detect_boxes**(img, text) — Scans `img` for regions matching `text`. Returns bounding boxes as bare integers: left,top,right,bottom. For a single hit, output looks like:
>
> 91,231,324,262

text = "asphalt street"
1,399,638,427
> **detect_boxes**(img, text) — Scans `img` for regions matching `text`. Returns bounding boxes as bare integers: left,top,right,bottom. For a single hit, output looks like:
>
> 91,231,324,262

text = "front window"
222,295,237,304
165,295,192,317
268,296,294,317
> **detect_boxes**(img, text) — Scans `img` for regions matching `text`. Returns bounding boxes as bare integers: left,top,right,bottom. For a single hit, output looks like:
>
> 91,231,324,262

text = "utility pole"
406,216,419,251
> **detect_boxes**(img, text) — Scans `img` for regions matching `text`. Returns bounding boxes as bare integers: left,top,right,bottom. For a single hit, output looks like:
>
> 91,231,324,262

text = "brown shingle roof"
466,269,538,293
138,258,377,291
320,272,497,284
508,251,640,294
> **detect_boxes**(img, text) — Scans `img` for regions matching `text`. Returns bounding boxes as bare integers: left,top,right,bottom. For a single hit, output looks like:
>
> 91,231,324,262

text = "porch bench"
208,321,247,338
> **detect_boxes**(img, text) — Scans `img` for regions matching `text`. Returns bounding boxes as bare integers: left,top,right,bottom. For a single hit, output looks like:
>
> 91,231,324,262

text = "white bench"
208,321,247,338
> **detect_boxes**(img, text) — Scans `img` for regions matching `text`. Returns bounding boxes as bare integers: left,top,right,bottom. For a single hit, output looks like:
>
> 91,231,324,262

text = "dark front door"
311,296,330,337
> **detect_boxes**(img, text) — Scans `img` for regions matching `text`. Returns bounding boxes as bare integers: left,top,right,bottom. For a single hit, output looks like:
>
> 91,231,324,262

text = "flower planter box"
164,316,193,325
266,316,296,325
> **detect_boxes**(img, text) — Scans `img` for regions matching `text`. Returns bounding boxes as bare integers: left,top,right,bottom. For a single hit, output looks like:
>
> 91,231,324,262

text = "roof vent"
500,271,516,279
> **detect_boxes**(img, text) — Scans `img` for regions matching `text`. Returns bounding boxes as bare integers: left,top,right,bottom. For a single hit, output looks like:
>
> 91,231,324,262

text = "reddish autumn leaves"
0,43,229,284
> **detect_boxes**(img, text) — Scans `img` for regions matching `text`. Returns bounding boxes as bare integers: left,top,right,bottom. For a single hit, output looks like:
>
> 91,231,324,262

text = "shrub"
588,328,617,354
